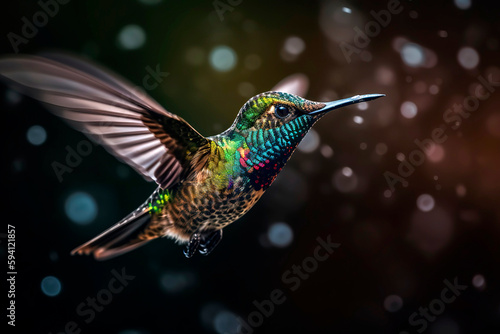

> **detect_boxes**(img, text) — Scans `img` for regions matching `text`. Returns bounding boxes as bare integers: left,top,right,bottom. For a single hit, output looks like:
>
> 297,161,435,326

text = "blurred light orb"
27,125,47,146
438,30,448,38
41,276,61,297
456,184,467,197
454,0,471,10
384,295,403,312
200,302,225,330
49,251,59,262
427,144,445,162
342,167,353,177
429,84,440,94
12,158,24,172
185,47,205,66
396,153,405,161
333,167,358,193
268,222,293,248
244,54,261,70
353,116,364,124
283,36,306,56
209,46,237,72
400,101,418,119
273,73,309,95
401,43,425,67
117,24,146,50
5,89,22,105
357,102,368,110
297,129,320,153
320,145,333,158
457,47,479,69
65,191,98,225
342,7,352,14
213,310,240,334
417,194,435,212
472,274,486,290
384,190,392,198
160,271,195,294
360,142,367,150
117,165,131,179
238,82,255,97
375,143,388,155
376,66,395,85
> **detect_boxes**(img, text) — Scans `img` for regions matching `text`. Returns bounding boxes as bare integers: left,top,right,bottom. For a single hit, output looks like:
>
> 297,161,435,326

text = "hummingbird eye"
274,104,291,119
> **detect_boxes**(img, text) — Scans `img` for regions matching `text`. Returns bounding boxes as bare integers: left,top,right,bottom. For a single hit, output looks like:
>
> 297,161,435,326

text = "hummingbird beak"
308,94,385,115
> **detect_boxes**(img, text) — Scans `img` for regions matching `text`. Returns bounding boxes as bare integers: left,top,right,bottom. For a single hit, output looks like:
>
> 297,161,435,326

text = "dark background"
1,0,500,333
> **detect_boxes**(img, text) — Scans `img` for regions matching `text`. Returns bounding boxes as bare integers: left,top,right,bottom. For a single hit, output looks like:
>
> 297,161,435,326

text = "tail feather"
71,208,153,261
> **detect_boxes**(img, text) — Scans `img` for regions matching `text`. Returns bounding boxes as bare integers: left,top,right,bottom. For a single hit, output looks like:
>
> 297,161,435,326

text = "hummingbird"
0,54,384,260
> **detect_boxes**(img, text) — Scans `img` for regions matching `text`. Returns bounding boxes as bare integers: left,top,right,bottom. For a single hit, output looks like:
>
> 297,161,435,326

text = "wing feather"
0,54,210,189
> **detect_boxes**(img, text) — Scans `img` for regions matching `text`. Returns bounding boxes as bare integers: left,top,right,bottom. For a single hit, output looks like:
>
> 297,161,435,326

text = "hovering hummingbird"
0,54,384,260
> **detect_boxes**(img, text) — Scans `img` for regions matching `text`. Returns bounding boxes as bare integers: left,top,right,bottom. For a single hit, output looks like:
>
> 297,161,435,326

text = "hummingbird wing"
0,54,210,189
271,73,309,96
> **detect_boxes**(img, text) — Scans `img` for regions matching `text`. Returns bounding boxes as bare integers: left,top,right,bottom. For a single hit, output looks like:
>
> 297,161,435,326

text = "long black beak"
309,94,385,115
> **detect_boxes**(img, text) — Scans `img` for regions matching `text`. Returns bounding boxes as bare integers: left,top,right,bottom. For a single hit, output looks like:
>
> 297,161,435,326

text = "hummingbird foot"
199,229,223,256
183,233,201,258
183,229,223,258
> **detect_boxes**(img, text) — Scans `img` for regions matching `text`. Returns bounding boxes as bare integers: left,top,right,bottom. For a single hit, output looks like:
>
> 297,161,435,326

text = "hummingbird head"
231,91,384,137
222,91,384,190
232,91,384,133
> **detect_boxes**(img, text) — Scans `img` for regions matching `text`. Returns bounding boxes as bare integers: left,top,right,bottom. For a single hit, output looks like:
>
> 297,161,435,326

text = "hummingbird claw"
183,233,201,258
184,229,223,258
198,229,223,256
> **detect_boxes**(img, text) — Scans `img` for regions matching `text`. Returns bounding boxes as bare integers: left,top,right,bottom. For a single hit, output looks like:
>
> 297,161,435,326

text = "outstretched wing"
271,73,309,97
0,54,210,189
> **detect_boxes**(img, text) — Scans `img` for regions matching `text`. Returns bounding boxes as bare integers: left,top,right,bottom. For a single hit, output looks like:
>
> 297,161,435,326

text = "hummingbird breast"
144,146,265,242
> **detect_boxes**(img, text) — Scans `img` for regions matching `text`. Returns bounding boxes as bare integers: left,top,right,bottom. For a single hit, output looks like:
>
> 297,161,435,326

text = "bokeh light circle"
401,43,425,67
416,194,435,212
401,101,418,119
384,295,403,312
41,276,62,297
297,129,320,153
213,310,240,334
268,222,293,248
457,47,479,69
65,191,98,225
27,125,47,146
209,46,237,72
117,24,146,50
333,167,358,193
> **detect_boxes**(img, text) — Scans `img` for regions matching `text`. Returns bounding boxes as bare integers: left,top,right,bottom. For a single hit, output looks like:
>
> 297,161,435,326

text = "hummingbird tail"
71,208,153,261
